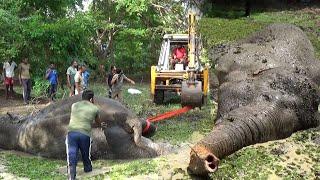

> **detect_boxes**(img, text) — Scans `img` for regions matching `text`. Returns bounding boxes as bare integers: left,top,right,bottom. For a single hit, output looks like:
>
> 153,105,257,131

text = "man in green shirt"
66,60,78,97
66,90,104,180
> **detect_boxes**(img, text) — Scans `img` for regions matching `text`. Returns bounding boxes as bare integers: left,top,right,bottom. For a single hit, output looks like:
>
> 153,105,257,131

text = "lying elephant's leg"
0,119,19,150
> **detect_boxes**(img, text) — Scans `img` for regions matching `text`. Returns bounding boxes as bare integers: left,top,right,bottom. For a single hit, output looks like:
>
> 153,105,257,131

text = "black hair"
78,64,86,69
71,60,77,65
110,65,116,71
116,68,122,74
82,90,94,101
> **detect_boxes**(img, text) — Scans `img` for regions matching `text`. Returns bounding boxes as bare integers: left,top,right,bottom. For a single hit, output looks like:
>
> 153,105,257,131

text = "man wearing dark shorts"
3,60,17,99
66,90,105,180
45,62,59,101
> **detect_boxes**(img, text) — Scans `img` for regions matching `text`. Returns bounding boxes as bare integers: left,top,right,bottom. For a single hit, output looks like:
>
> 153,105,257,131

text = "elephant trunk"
188,101,303,175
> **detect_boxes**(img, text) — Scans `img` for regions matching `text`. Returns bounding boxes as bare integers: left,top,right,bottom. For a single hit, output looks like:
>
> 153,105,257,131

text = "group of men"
3,58,31,104
2,58,136,104
2,59,91,103
65,60,90,97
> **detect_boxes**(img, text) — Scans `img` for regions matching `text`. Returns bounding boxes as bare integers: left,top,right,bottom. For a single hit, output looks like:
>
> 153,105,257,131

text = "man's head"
116,68,122,74
78,64,86,73
49,62,55,69
82,90,94,103
72,60,78,68
110,65,116,74
22,58,28,63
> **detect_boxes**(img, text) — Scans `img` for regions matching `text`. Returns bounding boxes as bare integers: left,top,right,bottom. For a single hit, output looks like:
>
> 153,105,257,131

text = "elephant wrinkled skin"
0,96,164,159
188,24,320,175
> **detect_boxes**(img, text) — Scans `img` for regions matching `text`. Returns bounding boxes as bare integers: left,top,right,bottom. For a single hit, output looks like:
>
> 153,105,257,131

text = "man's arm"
3,64,6,78
13,62,17,70
2,62,6,78
45,69,51,79
75,73,82,93
18,64,22,84
111,74,118,85
66,68,71,88
56,75,59,86
92,112,102,128
123,75,135,84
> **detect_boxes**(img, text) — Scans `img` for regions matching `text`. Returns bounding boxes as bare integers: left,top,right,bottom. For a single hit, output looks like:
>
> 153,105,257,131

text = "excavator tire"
153,89,164,104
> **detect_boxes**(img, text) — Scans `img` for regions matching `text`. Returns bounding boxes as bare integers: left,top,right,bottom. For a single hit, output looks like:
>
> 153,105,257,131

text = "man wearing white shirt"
74,64,86,95
3,60,17,99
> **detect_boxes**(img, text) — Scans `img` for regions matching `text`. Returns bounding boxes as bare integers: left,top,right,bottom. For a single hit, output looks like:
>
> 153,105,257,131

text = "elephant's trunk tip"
204,154,219,173
188,145,220,175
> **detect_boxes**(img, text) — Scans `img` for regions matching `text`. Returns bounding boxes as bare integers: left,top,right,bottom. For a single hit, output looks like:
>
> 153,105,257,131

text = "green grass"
210,129,320,179
199,18,263,47
122,85,216,144
107,159,158,179
1,153,65,179
200,9,320,58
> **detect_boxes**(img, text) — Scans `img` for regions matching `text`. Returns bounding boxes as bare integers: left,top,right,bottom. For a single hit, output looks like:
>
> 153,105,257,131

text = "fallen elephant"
0,96,163,159
188,24,320,175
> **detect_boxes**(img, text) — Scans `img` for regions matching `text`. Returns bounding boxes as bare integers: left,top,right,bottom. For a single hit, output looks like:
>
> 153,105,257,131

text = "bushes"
32,77,50,98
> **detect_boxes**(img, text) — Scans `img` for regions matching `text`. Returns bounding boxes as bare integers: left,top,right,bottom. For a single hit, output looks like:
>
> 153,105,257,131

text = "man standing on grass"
45,62,59,102
82,68,90,90
107,65,116,98
111,68,135,101
66,60,78,97
18,58,31,105
3,59,17,99
66,90,104,180
74,64,86,95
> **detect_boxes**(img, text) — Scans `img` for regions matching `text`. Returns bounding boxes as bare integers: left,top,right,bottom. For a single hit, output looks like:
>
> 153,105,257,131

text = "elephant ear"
113,112,133,133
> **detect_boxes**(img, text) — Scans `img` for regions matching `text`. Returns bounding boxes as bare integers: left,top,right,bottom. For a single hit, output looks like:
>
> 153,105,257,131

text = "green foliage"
32,77,50,98
0,9,23,59
1,153,65,179
0,0,186,80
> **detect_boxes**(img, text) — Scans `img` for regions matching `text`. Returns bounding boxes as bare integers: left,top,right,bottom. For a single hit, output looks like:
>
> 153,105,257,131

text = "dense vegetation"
0,0,186,80
1,1,319,81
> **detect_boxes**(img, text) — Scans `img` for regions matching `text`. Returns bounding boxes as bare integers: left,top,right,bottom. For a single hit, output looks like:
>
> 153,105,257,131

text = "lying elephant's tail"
0,114,20,150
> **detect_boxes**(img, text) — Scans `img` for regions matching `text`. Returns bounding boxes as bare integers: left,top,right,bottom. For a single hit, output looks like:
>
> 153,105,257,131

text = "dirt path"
0,86,48,116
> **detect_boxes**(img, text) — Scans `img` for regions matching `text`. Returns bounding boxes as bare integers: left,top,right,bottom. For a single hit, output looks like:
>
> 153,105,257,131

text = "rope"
146,106,194,123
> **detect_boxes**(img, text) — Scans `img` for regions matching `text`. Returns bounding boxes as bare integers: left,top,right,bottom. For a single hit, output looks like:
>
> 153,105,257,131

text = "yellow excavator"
150,12,209,108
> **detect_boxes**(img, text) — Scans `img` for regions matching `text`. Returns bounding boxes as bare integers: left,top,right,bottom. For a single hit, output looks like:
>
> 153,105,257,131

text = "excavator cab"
150,13,209,108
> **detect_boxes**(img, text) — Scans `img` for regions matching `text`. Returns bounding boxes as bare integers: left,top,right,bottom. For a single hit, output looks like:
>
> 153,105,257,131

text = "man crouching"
66,90,105,180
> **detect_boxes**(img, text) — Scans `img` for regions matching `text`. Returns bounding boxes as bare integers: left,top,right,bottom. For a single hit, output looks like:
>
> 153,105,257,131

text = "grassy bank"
200,8,320,58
